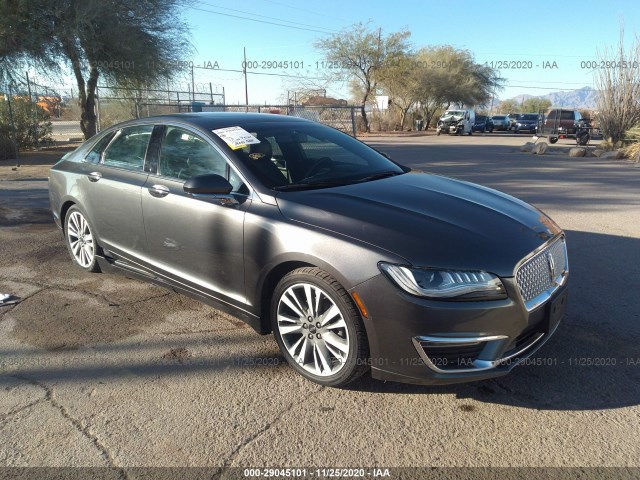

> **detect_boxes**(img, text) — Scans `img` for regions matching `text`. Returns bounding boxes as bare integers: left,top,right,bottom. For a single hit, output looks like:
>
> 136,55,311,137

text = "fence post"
350,107,356,137
5,84,19,161
95,85,101,132
25,72,39,147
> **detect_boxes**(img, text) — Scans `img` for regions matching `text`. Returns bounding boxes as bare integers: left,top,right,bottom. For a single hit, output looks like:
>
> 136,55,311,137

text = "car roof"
110,112,316,130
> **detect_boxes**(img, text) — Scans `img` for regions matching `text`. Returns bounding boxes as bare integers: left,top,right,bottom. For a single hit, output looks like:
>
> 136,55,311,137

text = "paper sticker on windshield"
212,126,261,150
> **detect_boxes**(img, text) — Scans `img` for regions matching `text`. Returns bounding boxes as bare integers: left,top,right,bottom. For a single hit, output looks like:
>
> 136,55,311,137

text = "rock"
531,142,548,155
601,150,624,159
569,148,586,157
520,142,534,152
600,151,616,159
592,149,605,157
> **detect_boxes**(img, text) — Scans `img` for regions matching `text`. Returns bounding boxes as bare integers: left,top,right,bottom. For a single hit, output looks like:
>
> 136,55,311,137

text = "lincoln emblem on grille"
546,252,556,284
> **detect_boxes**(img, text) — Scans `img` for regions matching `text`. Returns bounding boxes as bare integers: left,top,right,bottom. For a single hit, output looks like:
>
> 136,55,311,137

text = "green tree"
521,97,551,114
0,0,191,139
412,46,502,127
315,23,411,132
377,52,420,129
498,99,520,114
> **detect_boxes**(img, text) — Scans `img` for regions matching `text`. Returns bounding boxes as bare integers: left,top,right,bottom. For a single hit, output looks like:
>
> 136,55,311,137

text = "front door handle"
148,184,170,198
88,172,102,182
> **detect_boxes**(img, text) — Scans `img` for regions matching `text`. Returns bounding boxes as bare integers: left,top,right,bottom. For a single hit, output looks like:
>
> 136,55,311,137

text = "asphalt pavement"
0,133,638,475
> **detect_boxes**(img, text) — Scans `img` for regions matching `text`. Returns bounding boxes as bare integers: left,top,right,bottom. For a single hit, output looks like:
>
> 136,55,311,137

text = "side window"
103,125,153,171
84,132,115,164
561,110,574,120
159,126,227,180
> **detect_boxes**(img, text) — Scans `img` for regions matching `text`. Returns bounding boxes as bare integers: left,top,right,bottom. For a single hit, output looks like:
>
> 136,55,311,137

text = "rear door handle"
88,172,102,182
148,184,170,198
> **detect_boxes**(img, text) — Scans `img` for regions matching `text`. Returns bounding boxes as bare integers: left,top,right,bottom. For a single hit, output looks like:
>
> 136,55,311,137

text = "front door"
141,125,250,308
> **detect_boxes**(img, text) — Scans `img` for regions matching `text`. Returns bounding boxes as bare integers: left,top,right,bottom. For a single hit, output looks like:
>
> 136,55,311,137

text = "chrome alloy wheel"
276,283,350,376
66,211,95,268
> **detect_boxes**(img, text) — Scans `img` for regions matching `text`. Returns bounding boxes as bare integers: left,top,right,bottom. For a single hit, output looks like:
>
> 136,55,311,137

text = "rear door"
81,124,154,259
140,125,251,308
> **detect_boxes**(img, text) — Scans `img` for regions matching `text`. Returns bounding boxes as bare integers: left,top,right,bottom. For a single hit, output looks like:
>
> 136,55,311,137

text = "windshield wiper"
273,180,352,192
354,170,402,183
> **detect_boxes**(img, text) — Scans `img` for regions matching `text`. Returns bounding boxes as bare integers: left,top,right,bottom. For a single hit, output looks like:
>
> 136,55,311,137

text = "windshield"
521,114,538,121
492,116,506,120
444,110,465,117
226,123,404,191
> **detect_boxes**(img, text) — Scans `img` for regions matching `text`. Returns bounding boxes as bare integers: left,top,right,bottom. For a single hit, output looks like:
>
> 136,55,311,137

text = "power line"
258,0,348,22
198,1,338,33
189,6,334,34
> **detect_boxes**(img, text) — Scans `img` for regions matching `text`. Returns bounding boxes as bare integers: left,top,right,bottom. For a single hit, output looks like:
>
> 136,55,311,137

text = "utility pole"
243,47,249,111
191,64,195,103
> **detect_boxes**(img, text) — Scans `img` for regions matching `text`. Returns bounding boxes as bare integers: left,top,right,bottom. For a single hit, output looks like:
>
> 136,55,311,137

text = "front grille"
516,236,568,310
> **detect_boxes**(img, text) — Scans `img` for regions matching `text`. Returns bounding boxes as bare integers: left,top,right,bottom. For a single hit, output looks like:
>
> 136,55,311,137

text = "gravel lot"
0,133,638,476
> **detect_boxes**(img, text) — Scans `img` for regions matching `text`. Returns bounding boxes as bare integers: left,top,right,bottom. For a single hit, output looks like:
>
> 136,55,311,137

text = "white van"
436,109,475,136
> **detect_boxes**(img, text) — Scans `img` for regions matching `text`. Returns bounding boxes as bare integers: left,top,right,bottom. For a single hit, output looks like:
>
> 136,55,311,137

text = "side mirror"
183,174,233,195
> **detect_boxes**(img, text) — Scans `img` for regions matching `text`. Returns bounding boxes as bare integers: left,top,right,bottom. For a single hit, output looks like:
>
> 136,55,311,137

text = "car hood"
275,172,562,277
439,114,463,122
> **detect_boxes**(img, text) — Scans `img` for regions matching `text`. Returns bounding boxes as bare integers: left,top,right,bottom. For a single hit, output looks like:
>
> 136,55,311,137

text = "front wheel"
549,137,559,144
271,267,369,387
64,206,101,273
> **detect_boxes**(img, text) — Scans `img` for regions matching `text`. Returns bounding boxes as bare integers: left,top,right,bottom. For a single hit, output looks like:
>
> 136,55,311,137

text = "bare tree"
315,23,410,132
595,27,640,145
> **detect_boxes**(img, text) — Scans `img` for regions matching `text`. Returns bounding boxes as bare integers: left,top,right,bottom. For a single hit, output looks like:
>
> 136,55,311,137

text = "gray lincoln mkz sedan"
49,113,568,387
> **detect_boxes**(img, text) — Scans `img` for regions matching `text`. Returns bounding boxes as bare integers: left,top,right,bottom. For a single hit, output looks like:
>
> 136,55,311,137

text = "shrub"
0,133,16,160
0,97,53,149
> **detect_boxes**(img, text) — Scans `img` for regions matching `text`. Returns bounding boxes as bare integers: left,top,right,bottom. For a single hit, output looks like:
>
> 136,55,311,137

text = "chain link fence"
95,85,357,136
1,78,358,161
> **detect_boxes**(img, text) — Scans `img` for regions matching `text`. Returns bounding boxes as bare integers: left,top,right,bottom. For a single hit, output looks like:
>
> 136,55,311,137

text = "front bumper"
352,275,567,385
516,124,537,132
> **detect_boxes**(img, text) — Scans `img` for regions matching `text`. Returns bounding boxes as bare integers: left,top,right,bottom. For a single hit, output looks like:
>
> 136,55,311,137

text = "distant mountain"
502,86,599,110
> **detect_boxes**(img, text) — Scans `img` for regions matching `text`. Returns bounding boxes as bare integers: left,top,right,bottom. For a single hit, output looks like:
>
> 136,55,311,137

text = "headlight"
379,263,507,300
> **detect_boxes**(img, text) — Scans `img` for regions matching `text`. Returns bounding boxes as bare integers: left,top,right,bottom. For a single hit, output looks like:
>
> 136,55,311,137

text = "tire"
549,137,559,144
271,267,369,387
64,206,101,273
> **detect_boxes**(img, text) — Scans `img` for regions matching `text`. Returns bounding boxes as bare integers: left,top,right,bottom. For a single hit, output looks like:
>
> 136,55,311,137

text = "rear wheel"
64,206,100,273
271,267,369,387
549,137,559,144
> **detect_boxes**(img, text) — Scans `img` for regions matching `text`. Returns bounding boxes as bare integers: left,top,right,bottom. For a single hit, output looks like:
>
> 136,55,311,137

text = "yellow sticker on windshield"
212,126,261,150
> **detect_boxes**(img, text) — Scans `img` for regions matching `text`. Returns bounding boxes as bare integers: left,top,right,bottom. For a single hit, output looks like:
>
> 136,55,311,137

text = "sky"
25,0,638,105
178,0,640,105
